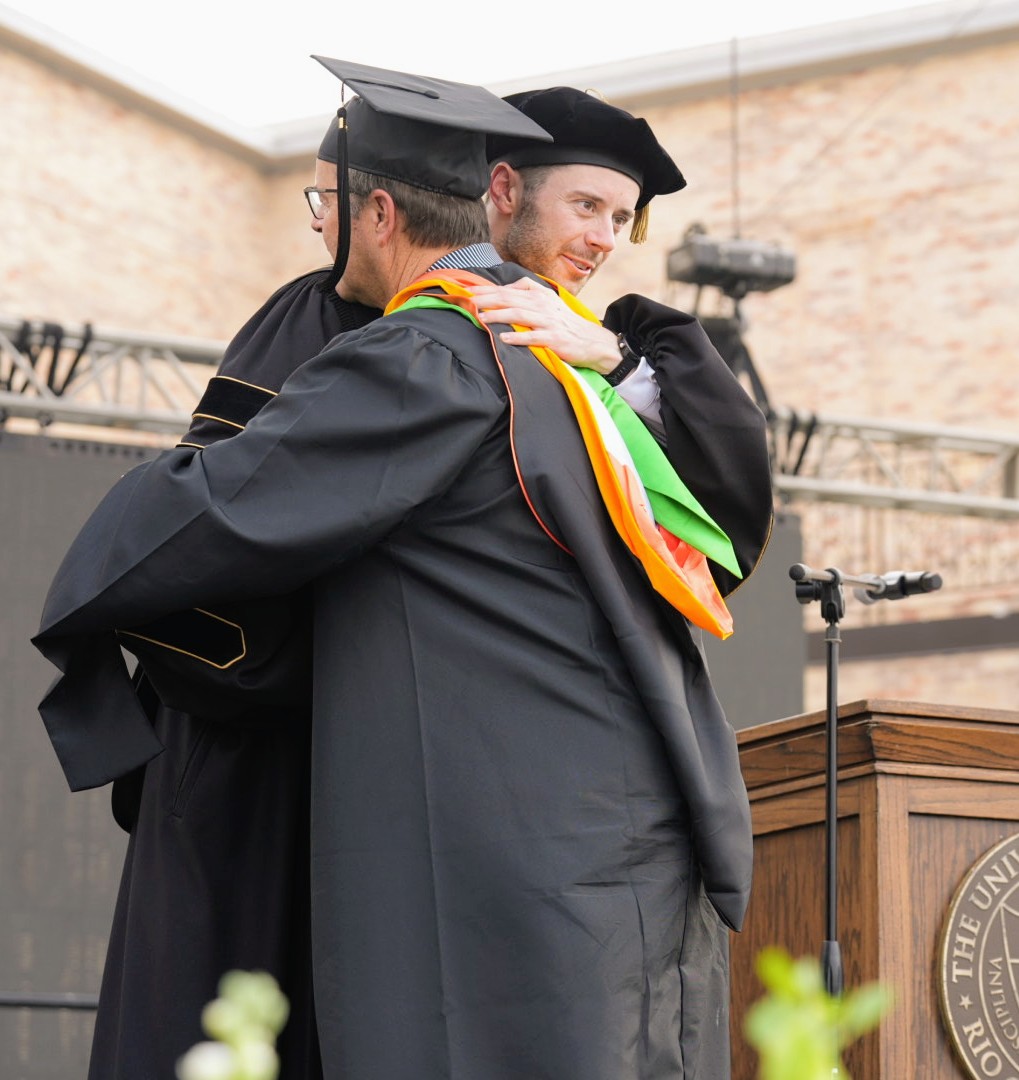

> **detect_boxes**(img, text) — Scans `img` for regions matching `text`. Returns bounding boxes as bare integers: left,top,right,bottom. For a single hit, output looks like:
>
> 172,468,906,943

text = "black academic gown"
36,263,752,1079
82,270,377,1080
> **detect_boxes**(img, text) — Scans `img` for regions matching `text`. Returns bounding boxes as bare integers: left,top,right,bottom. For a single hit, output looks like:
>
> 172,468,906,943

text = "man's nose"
586,215,616,253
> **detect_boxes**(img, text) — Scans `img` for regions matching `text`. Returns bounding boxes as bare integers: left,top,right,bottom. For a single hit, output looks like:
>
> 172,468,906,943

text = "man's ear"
367,189,399,244
487,163,519,217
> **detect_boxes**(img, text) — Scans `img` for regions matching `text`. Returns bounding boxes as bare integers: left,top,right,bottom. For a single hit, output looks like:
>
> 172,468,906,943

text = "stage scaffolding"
4,312,1016,521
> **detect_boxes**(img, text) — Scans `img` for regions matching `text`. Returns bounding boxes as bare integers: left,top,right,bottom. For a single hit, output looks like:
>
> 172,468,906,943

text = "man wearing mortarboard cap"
35,60,754,1080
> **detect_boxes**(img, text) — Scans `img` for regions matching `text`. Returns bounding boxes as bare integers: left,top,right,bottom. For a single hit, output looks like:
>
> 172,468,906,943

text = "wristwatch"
604,333,642,387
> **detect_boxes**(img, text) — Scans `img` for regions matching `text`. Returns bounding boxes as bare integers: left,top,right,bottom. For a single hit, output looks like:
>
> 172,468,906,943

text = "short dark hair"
349,169,489,249
516,164,557,199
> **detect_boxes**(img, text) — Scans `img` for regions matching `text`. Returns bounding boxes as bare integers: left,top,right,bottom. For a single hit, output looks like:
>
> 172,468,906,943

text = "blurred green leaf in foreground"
176,970,290,1080
744,947,892,1080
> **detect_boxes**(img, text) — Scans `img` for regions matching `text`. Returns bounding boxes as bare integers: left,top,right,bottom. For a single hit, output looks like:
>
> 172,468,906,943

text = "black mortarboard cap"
487,86,685,242
312,57,552,199
311,57,551,291
317,119,340,164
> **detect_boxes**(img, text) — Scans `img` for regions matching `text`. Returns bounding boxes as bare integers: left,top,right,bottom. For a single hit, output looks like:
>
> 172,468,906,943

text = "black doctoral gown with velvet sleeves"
74,269,377,1080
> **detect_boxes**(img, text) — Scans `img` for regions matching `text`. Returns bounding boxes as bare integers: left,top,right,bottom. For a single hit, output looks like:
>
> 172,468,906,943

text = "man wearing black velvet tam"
475,85,773,599
490,85,686,258
35,59,757,1080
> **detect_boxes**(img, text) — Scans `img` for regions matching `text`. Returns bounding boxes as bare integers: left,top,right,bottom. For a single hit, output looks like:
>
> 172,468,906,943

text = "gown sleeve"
34,319,504,789
603,293,773,596
183,269,379,447
122,275,379,719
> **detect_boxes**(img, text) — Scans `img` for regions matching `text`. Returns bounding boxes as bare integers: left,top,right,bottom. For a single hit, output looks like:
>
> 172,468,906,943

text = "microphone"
854,570,943,605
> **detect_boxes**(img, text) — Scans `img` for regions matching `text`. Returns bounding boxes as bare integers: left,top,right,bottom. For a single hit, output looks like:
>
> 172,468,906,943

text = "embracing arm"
602,294,773,596
471,276,664,432
120,275,381,718
41,325,499,635
34,321,503,788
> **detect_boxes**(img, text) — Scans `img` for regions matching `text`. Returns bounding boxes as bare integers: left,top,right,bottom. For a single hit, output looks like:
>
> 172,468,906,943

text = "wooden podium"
729,699,1019,1079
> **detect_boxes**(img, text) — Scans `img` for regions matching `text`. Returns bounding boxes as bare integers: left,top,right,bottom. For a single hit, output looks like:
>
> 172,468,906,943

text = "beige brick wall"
1,43,327,339
804,645,1017,714
586,41,1019,435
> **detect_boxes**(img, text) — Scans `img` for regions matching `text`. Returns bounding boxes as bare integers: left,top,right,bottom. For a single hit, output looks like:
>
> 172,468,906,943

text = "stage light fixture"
666,224,796,300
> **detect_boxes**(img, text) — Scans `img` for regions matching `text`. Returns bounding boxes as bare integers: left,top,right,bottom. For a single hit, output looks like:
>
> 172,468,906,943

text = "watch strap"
604,332,642,387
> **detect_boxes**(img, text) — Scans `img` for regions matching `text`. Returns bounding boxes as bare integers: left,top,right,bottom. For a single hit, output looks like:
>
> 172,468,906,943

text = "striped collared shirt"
429,243,501,272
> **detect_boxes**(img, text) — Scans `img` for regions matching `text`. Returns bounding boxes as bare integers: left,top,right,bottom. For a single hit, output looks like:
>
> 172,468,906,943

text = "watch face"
617,334,639,362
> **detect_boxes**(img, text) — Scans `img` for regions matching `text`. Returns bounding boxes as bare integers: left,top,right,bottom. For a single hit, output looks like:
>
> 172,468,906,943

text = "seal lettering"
940,834,1019,1080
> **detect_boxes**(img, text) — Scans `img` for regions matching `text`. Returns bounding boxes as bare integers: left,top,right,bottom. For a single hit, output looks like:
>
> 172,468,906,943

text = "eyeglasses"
304,187,338,220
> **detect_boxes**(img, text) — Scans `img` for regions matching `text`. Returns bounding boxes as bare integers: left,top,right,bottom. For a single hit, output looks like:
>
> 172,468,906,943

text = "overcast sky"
5,0,944,127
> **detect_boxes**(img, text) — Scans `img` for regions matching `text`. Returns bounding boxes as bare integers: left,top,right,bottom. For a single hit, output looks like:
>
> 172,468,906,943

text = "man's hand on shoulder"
471,277,620,375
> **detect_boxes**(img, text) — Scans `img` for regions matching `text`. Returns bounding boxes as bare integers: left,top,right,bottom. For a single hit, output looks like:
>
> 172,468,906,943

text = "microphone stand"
788,563,943,1001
